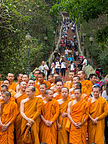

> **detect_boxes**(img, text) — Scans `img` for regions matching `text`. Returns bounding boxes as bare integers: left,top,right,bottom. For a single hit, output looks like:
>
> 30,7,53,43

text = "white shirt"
55,62,60,69
83,59,88,66
65,49,68,55
39,64,49,76
61,62,66,69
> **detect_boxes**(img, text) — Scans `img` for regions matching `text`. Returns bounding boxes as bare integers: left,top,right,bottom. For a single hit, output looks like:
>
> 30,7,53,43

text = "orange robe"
69,99,89,144
9,82,17,91
8,89,16,102
40,99,59,144
14,92,27,144
65,80,73,89
88,97,108,144
0,101,17,144
53,92,62,100
81,80,92,98
35,80,51,90
21,97,42,144
57,98,71,144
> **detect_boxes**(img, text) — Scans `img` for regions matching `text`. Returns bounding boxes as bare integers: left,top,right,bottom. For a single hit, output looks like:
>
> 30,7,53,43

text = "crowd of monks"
0,71,108,144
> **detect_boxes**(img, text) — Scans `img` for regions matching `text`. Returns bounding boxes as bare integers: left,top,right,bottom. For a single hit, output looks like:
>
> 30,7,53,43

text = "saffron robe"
69,99,89,144
40,99,59,144
0,101,17,144
57,98,71,144
88,97,108,144
21,97,42,144
14,92,27,144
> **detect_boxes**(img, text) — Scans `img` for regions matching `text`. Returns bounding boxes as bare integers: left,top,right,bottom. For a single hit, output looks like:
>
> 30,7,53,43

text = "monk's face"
90,76,97,84
34,71,40,79
92,87,100,98
73,77,80,84
28,80,35,86
3,80,10,88
7,73,14,82
20,82,27,92
77,71,85,80
56,81,63,92
61,88,68,99
74,89,81,99
46,90,53,101
1,87,7,95
22,75,29,83
26,88,34,98
40,85,46,94
2,93,10,103
17,74,23,82
69,72,74,80
38,74,44,83
48,75,53,83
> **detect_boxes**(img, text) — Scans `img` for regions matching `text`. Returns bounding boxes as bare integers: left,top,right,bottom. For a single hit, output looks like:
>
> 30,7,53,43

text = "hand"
62,112,67,118
48,121,53,127
1,125,8,132
57,123,62,130
26,123,32,127
28,119,34,125
92,118,98,125
73,122,81,129
45,120,50,127
77,120,85,127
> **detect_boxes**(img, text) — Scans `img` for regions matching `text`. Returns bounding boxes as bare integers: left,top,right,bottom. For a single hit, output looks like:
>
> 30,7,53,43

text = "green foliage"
51,0,108,22
0,0,59,78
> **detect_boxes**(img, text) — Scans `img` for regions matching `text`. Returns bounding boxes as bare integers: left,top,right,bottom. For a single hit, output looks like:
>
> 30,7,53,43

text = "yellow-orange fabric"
9,82,17,91
21,97,42,144
35,80,51,90
0,101,17,144
69,99,89,144
53,92,62,100
65,81,73,89
15,93,27,144
88,97,108,144
58,98,70,144
8,89,16,102
40,99,59,144
81,80,92,98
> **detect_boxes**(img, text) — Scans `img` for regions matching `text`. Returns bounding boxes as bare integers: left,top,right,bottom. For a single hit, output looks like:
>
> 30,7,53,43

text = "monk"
0,85,15,102
28,79,40,96
57,87,70,144
53,79,63,100
77,70,92,98
48,74,55,87
35,72,51,90
16,73,23,92
65,70,75,89
88,86,108,144
14,81,27,144
40,89,59,144
68,88,89,144
22,74,29,83
36,83,47,100
20,86,42,144
34,69,40,82
89,73,97,85
0,91,17,144
6,73,17,91
2,80,16,101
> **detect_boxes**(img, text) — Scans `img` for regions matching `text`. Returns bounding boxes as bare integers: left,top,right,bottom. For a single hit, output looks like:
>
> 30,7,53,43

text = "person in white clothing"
39,61,49,79
61,59,67,77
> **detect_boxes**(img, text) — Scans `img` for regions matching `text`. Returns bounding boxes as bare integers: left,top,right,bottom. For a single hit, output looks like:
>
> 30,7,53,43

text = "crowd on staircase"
0,17,108,144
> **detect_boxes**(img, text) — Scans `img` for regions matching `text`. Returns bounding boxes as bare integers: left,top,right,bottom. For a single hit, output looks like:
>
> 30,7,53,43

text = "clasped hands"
26,119,34,127
73,120,85,129
44,120,53,127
